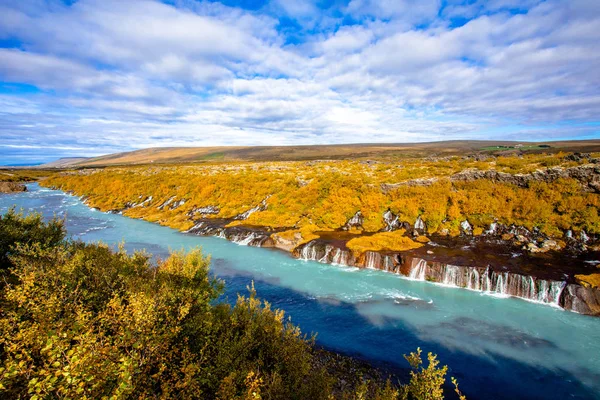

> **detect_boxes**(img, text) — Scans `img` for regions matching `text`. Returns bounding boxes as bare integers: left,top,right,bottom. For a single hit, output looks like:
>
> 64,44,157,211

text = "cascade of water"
483,267,492,292
364,252,381,269
529,276,537,300
467,268,480,290
442,265,460,286
235,232,256,246
550,281,567,305
300,242,318,261
319,245,333,263
408,258,427,280
495,272,503,294
331,248,348,266
382,255,395,272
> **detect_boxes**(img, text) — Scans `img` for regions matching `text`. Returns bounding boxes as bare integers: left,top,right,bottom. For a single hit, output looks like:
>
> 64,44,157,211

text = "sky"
0,0,599,164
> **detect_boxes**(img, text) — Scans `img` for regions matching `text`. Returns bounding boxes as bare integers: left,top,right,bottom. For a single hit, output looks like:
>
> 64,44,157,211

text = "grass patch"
575,273,600,288
346,230,423,256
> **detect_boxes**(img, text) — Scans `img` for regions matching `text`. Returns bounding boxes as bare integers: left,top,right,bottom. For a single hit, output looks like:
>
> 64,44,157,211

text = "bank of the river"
0,181,27,193
3,184,600,400
41,175,600,316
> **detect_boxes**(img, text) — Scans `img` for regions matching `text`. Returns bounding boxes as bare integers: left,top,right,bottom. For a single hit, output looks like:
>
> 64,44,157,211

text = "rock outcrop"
451,164,600,193
381,164,600,193
382,210,401,231
0,182,27,193
342,211,364,231
187,205,220,217
234,197,269,220
561,284,600,315
185,219,273,247
157,196,177,210
294,239,600,315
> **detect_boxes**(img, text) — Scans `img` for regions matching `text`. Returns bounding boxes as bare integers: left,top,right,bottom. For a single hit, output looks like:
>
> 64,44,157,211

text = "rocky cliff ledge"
381,164,600,193
179,217,600,316
291,239,600,316
0,182,27,193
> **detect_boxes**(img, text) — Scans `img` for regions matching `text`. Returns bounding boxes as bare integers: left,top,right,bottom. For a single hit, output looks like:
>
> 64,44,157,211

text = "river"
2,184,599,399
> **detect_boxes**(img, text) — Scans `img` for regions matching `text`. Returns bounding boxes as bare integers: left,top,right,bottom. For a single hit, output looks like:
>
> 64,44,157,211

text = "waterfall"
382,255,396,272
233,232,257,246
300,242,319,261
408,258,427,280
364,252,381,269
441,265,461,286
227,231,269,247
484,267,492,292
331,248,349,266
318,245,333,263
495,272,506,294
467,268,480,290
297,242,355,266
399,256,566,306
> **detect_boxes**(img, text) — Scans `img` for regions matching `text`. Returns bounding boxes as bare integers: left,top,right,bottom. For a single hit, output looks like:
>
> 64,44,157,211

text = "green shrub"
0,211,465,399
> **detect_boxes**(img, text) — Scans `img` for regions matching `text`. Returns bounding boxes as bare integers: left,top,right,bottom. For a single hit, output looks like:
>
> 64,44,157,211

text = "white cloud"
0,0,598,163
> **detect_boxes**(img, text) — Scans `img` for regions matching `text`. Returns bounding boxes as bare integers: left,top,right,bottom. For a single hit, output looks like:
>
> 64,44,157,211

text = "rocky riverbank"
180,213,600,316
40,157,600,317
0,182,27,193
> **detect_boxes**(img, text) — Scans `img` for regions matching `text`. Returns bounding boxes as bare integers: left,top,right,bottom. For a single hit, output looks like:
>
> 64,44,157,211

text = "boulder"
0,182,27,193
460,220,472,234
343,211,364,230
414,216,426,232
382,210,401,231
561,284,600,315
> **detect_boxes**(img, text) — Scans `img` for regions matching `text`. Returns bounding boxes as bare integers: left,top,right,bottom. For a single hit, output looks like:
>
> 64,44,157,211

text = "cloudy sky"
0,0,599,164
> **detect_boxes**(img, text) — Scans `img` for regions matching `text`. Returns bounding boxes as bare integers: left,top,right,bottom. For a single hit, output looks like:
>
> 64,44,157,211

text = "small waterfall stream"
402,258,566,306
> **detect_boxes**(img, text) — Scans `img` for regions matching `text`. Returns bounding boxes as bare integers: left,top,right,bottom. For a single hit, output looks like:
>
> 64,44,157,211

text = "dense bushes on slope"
0,211,465,399
43,153,600,240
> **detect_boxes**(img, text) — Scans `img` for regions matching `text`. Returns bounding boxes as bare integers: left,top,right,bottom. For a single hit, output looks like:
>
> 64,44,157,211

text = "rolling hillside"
40,140,600,167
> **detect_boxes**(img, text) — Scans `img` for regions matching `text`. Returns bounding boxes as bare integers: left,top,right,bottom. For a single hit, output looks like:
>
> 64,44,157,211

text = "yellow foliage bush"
346,230,424,256
415,236,431,243
41,153,600,245
575,273,600,288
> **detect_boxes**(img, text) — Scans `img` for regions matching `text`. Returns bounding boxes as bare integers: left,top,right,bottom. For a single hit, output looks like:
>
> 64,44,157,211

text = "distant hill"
38,157,89,168
41,140,600,167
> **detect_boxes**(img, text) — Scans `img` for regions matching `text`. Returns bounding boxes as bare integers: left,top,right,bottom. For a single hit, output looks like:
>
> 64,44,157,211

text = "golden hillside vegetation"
42,153,600,253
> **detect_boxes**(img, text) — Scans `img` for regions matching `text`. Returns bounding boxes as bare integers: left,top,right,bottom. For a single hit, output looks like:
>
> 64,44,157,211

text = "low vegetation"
43,152,600,242
0,169,55,183
347,230,424,256
0,210,465,399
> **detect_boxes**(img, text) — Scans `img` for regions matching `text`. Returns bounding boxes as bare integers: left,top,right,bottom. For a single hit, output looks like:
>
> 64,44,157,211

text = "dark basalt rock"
291,236,600,316
187,205,220,217
234,197,269,220
561,284,600,316
185,218,278,248
381,210,411,232
342,211,364,231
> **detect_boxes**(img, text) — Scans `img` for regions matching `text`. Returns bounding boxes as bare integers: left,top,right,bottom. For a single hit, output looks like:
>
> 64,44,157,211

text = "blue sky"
0,0,599,164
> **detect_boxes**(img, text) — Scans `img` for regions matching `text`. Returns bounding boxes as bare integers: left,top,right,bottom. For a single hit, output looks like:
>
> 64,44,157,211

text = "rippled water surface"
2,184,600,399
